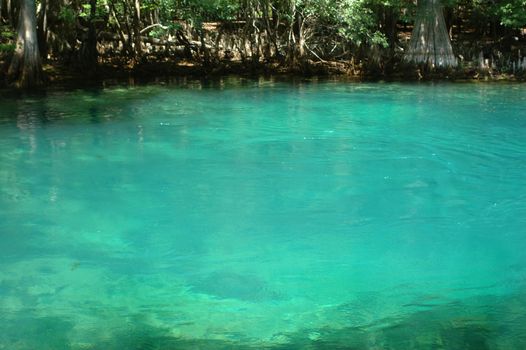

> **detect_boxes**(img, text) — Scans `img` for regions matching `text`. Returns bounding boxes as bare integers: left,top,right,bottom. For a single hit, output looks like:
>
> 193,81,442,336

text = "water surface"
1,80,525,349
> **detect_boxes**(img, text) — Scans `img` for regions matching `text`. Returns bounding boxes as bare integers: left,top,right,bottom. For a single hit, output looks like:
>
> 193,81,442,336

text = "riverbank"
1,57,525,90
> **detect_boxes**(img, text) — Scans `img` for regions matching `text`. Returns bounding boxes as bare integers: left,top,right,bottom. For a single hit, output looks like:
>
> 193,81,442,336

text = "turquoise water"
1,80,525,349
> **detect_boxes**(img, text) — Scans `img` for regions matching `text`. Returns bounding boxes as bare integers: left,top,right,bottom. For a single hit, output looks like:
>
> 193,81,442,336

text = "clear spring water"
0,79,525,349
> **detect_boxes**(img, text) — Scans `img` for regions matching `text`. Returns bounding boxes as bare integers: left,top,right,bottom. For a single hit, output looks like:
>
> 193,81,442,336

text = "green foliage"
88,0,109,22
79,4,92,18
2,0,523,70
1,28,15,40
174,0,240,23
148,23,181,38
0,43,16,53
497,0,526,28
296,0,388,47
336,0,388,47
149,28,167,38
58,7,77,23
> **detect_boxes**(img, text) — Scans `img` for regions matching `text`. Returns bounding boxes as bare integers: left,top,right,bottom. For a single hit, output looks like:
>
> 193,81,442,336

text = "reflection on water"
0,80,526,349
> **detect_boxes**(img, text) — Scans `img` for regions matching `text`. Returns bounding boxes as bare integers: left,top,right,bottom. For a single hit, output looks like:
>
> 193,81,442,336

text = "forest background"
1,0,526,87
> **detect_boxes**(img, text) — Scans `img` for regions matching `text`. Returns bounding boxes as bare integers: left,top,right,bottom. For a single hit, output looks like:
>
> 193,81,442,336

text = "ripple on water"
0,81,525,349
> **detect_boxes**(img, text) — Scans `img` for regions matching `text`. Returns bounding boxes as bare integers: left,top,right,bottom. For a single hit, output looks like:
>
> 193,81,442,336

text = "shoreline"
1,59,525,91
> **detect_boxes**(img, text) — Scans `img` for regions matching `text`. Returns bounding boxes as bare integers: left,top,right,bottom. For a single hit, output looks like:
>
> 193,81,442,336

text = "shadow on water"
2,292,524,350
92,323,257,350
1,76,265,125
0,316,74,350
0,76,447,127
189,270,285,302
276,293,526,350
281,312,493,350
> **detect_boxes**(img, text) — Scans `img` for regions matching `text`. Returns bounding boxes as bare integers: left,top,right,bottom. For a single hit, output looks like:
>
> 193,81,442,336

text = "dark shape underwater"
190,271,283,302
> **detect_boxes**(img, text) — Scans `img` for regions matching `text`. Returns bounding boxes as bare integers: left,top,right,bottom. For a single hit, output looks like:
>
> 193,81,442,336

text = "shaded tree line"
1,0,526,87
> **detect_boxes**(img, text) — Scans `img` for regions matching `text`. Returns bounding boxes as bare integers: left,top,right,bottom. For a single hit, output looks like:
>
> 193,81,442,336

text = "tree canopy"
1,0,526,86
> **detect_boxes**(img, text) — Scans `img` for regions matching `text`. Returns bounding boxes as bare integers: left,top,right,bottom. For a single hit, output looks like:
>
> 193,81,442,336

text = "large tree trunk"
405,0,457,68
109,2,131,57
384,6,398,60
2,0,15,26
7,0,43,88
84,0,98,67
287,3,305,65
295,12,305,58
132,0,142,59
37,0,48,58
